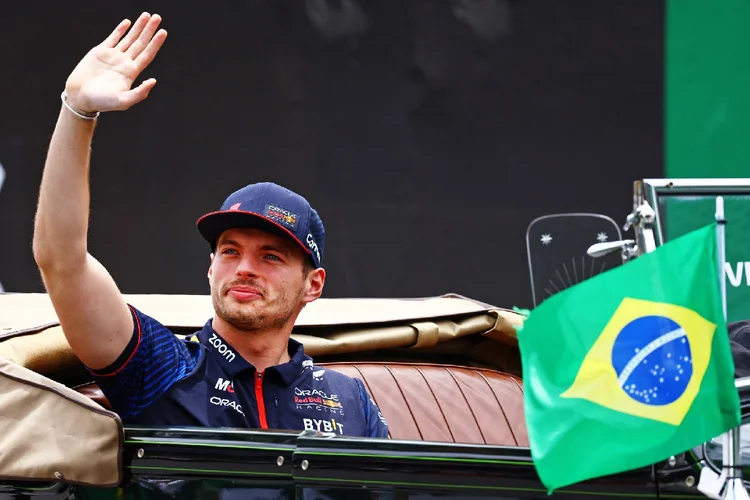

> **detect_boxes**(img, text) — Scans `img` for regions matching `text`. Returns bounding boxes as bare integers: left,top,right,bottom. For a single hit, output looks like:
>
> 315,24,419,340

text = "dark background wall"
0,0,664,308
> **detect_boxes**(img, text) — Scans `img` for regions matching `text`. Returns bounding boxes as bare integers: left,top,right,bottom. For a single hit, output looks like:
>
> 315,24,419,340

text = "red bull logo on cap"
264,203,298,230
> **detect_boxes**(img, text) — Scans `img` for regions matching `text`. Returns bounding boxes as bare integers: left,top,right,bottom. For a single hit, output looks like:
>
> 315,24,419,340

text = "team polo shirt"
88,306,389,438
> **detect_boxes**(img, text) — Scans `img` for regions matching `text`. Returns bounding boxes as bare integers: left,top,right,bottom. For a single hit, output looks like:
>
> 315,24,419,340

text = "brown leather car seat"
324,362,528,446
75,361,527,447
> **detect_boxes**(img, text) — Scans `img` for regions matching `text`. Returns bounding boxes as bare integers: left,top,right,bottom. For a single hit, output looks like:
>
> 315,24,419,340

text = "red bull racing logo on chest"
294,387,344,415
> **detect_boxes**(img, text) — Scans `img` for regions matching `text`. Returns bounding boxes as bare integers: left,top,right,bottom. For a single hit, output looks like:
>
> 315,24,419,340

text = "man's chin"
223,300,261,316
220,307,265,331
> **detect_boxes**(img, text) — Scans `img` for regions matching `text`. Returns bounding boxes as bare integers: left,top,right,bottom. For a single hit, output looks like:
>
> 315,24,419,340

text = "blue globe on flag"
611,315,693,406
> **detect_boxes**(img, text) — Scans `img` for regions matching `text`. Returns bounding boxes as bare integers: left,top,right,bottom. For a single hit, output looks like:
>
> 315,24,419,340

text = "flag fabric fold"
518,222,740,492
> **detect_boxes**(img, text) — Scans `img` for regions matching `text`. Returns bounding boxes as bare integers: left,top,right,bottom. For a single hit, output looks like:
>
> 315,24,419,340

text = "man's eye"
221,248,238,255
266,254,282,261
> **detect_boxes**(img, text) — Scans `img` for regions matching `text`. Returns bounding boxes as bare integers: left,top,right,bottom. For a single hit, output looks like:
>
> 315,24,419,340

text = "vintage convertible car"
0,291,746,500
3,177,750,499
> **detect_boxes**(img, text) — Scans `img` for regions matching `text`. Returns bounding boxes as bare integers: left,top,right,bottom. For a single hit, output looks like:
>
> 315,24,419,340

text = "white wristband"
60,92,100,121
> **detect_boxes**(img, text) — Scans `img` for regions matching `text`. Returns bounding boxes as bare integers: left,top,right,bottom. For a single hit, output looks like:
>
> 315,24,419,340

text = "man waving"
33,13,388,437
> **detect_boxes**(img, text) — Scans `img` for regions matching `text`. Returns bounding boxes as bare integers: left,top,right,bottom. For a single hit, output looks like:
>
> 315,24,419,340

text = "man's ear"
303,268,326,304
207,253,215,280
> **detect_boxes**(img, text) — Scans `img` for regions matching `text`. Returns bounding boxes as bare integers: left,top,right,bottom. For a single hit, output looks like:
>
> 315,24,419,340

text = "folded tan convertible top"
0,291,521,333
1,292,523,376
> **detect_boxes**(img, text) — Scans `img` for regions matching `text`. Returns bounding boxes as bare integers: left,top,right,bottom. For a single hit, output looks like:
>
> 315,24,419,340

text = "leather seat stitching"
350,364,376,402
476,370,517,445
507,374,524,394
384,364,423,440
349,364,392,439
445,367,486,444
415,366,454,442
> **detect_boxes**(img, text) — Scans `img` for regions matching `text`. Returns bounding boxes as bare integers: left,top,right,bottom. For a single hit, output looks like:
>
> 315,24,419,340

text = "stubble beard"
212,281,304,333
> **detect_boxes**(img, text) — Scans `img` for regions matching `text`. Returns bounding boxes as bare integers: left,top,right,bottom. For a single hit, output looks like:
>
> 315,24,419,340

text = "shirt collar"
275,338,309,386
194,320,309,385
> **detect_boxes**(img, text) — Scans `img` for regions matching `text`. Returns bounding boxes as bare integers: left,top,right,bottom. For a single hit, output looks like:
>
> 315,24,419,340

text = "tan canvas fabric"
0,292,523,333
296,308,517,356
1,293,524,376
0,357,123,486
0,325,80,375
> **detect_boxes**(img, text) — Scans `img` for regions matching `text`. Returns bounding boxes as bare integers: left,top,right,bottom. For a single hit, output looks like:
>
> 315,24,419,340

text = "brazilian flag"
519,223,741,492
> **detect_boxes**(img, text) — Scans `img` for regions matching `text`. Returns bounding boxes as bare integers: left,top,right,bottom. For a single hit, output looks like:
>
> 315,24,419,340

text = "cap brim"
196,210,312,259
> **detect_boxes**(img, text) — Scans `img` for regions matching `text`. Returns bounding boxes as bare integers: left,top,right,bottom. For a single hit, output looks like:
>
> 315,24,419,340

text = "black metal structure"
0,417,736,499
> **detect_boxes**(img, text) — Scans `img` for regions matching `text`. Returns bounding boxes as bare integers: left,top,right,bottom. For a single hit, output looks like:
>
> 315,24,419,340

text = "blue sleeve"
355,378,389,438
87,305,197,421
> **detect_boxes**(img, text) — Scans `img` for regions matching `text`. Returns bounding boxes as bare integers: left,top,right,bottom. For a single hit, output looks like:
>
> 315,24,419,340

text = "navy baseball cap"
196,182,325,269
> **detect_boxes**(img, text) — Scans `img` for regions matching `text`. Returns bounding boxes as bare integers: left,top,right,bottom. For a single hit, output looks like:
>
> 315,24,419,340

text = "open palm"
65,13,167,114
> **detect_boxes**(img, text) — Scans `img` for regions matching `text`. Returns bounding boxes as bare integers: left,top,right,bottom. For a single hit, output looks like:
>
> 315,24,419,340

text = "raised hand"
64,13,168,114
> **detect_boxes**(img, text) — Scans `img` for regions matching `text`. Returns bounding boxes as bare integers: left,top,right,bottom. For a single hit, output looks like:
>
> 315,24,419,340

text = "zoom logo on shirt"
208,333,236,362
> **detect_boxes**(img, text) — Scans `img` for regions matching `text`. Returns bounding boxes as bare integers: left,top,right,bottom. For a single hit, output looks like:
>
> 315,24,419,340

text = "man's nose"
235,254,259,277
